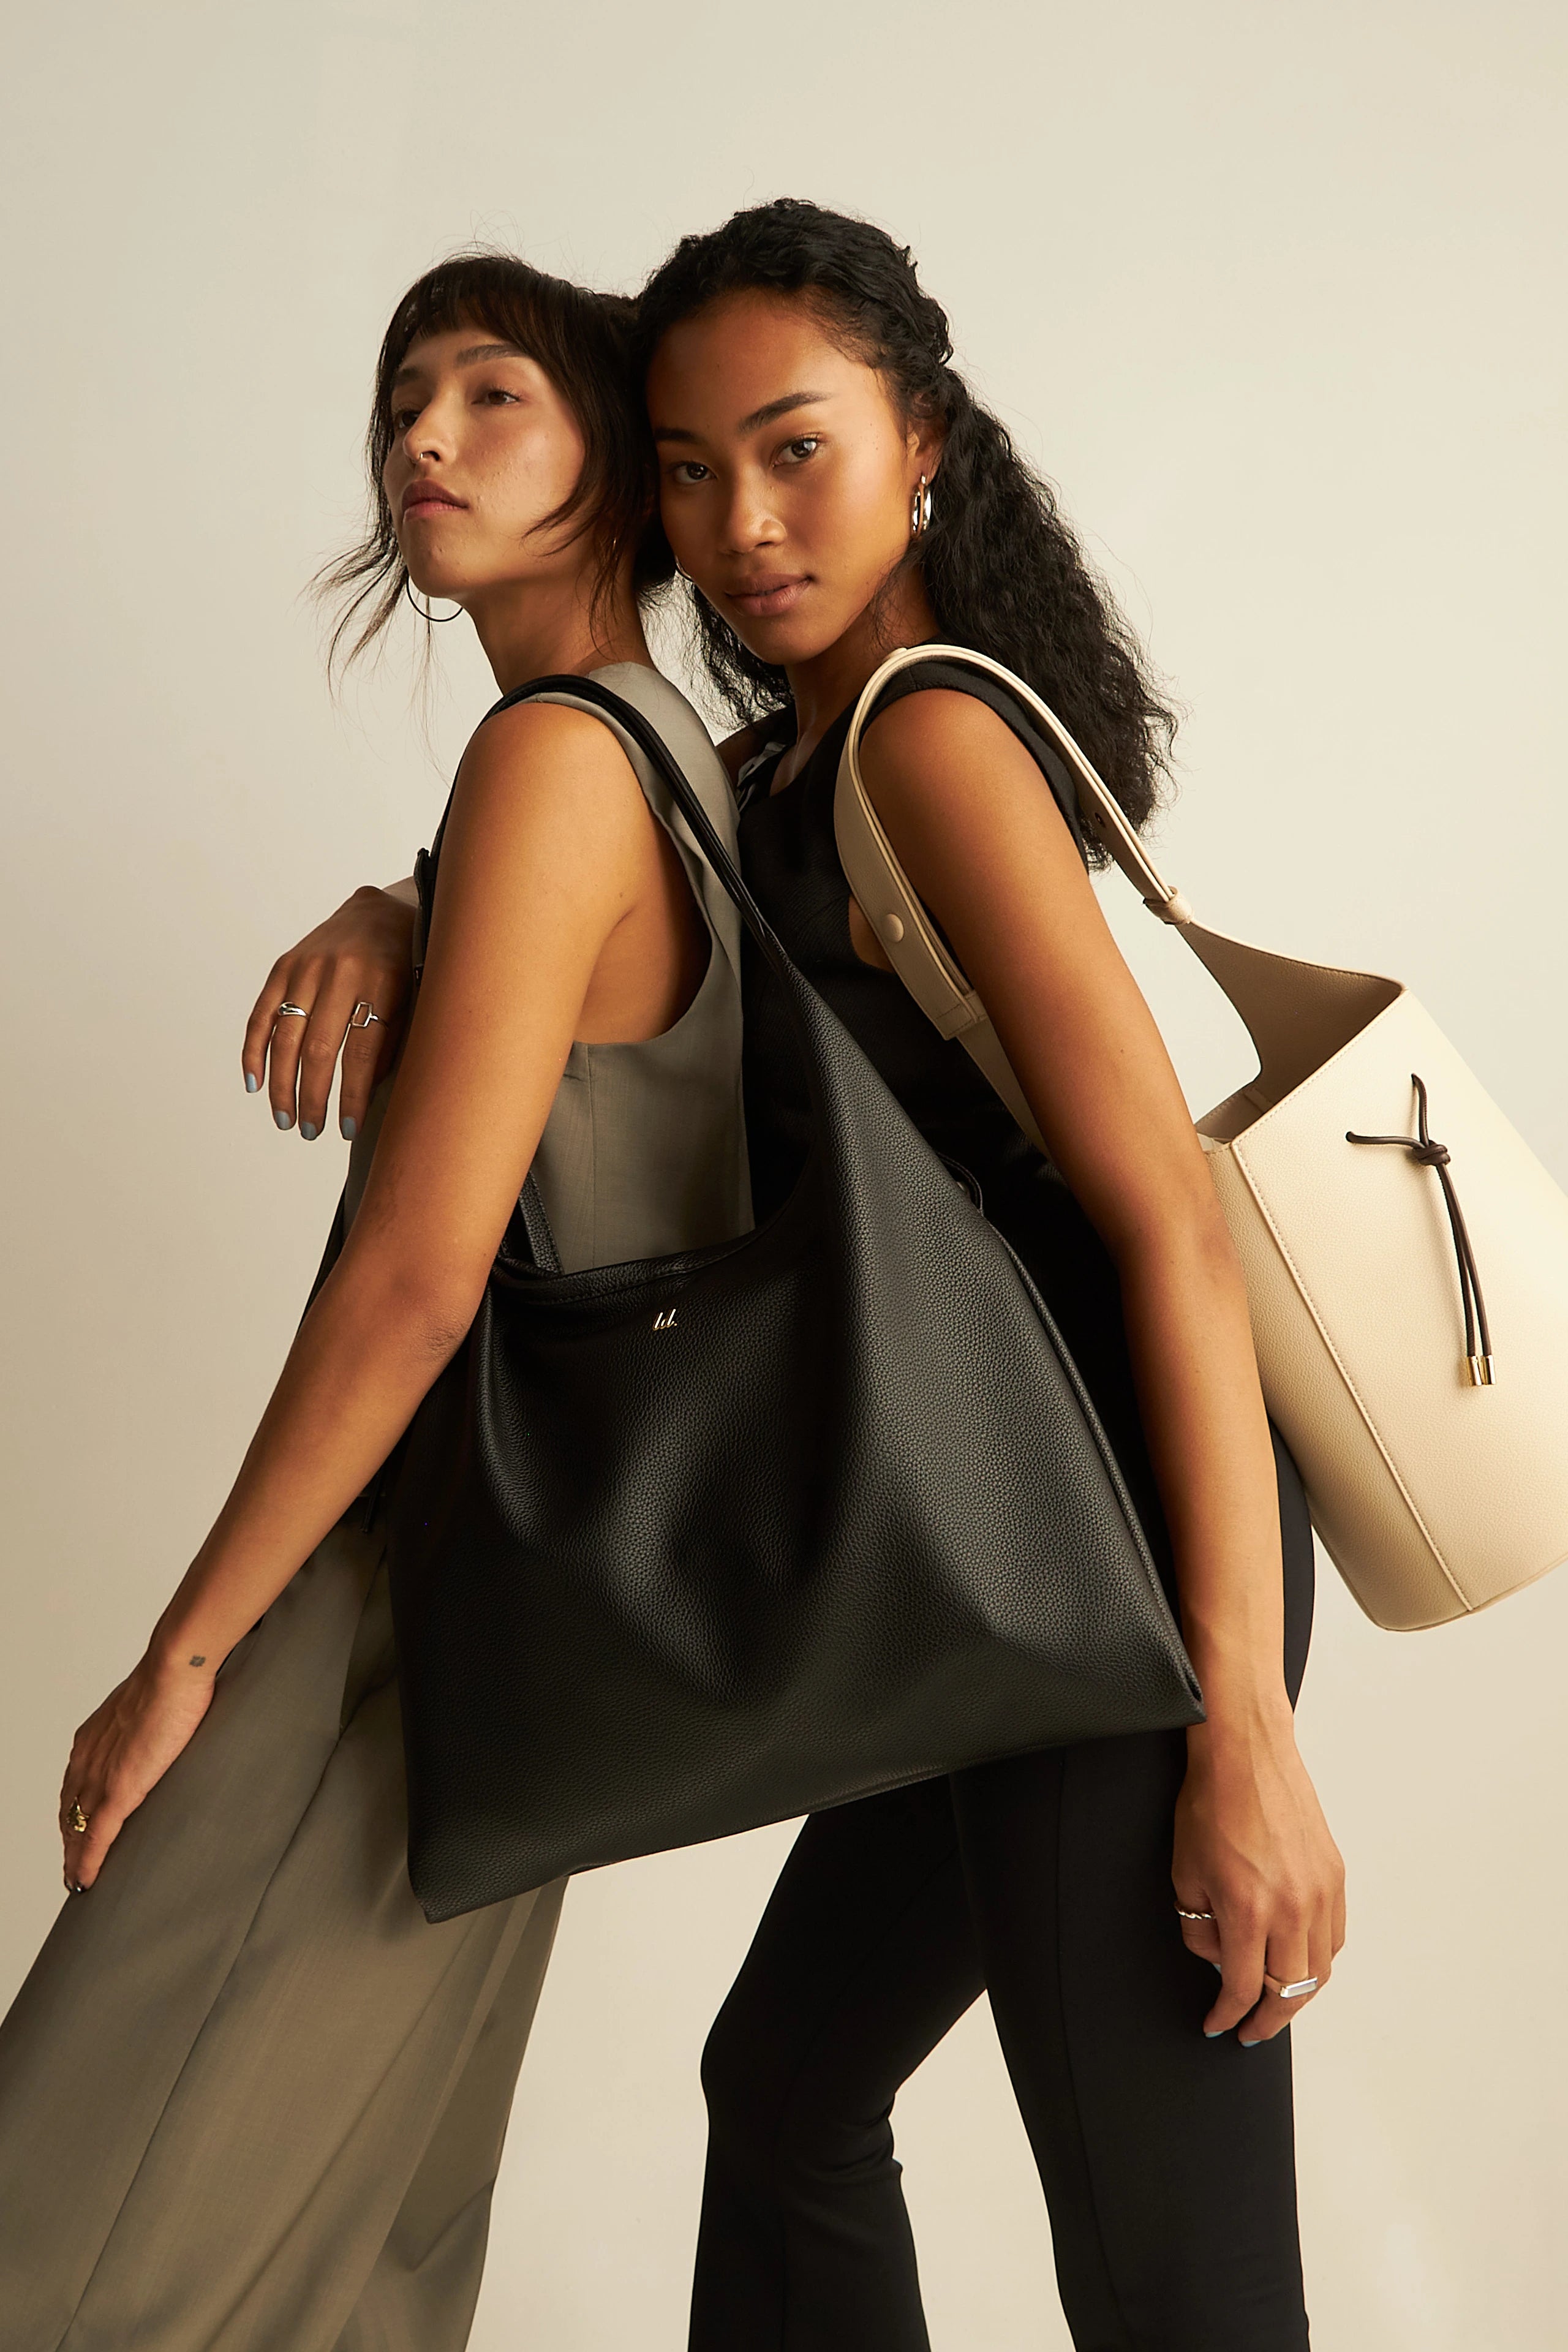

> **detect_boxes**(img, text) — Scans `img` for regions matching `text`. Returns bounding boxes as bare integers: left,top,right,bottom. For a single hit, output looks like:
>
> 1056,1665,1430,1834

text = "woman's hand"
59,1648,219,1893
242,883,417,1141
1173,1701,1346,2045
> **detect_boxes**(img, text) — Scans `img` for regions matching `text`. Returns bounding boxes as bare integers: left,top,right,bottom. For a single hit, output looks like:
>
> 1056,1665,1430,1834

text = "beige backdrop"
4,3,1566,2345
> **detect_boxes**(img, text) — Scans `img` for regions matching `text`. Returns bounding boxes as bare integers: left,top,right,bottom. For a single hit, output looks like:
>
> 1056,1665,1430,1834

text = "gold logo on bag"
654,1308,679,1330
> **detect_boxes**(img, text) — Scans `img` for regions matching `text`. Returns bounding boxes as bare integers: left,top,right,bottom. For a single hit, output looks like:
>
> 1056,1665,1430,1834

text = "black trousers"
689,1433,1316,2352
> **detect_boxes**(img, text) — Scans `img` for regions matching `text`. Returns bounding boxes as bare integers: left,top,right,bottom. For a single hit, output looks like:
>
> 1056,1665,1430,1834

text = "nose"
399,393,457,470
717,466,784,557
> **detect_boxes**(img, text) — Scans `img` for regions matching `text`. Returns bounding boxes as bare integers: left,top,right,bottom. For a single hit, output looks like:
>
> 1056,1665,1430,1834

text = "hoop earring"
909,473,933,541
403,576,464,625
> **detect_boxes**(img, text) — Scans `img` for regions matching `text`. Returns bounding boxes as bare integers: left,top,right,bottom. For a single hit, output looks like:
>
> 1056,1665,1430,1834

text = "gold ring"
1175,1904,1216,1923
1264,1971,1319,2001
66,1802,89,1836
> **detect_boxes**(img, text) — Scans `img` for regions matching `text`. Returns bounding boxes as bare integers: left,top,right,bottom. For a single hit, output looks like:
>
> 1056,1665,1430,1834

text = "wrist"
144,1632,221,1691
1182,1632,1294,1740
1186,1681,1296,1755
1180,1615,1291,1721
148,1586,232,1684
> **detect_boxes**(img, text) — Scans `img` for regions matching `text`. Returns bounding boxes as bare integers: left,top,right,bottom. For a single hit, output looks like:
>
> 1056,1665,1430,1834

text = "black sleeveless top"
736,657,1173,1573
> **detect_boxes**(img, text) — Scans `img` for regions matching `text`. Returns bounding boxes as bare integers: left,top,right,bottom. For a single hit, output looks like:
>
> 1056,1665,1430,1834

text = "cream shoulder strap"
833,643,1400,1153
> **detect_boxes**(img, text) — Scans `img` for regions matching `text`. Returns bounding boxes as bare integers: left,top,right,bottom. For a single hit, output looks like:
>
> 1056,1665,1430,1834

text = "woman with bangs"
0,252,749,2351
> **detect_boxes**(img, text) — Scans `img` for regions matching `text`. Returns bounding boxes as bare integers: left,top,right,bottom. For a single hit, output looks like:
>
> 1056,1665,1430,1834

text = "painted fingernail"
300,1120,320,1142
274,1109,294,1131
1239,2037,1261,2048
245,1072,260,1094
341,1117,358,1141
1204,2026,1226,2038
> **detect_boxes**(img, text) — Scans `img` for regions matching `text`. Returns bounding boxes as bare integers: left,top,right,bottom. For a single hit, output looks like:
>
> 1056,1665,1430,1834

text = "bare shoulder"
435,698,657,909
459,696,641,809
859,687,1055,837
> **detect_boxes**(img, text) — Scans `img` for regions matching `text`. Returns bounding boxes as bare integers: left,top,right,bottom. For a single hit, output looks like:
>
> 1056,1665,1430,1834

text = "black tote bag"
384,676,1201,1921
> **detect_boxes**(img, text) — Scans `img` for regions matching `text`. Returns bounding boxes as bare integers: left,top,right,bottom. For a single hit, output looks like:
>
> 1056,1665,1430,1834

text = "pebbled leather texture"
385,677,1202,1923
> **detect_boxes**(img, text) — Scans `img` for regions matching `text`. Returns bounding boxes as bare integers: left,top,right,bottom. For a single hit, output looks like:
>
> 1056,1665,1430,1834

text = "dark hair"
635,199,1175,838
320,250,671,671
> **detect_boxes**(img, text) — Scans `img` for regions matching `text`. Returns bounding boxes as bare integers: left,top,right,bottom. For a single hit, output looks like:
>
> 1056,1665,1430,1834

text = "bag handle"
834,644,1400,1142
491,675,793,968
842,643,1197,927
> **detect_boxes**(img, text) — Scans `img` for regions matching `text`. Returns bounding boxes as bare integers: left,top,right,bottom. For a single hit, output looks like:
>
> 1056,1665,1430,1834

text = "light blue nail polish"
341,1117,358,1141
274,1109,294,1131
1204,2026,1226,2038
1239,2037,1261,2048
245,1072,259,1094
300,1120,320,1142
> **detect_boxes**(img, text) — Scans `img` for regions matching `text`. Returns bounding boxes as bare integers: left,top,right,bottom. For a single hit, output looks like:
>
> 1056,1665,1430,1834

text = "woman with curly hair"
639,197,1338,2352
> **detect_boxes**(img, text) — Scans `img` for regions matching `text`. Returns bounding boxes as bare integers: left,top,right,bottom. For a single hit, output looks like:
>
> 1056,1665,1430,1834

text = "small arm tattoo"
189,1655,206,1667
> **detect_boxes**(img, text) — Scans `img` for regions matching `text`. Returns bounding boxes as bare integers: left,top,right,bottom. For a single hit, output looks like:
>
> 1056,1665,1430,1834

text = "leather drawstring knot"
1347,1075,1494,1387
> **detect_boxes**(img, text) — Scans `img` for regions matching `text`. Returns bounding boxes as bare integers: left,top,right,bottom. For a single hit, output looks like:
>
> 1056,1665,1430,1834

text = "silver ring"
274,1001,310,1021
349,1001,383,1030
1175,1905,1216,1923
1268,1973,1320,2001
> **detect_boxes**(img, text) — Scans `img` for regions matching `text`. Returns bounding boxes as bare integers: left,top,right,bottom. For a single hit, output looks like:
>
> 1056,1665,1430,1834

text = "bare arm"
66,704,669,1886
858,690,1344,2042
246,723,755,1138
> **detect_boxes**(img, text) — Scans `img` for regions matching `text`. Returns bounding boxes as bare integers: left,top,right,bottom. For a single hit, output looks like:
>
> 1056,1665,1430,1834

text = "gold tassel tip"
1468,1355,1495,1388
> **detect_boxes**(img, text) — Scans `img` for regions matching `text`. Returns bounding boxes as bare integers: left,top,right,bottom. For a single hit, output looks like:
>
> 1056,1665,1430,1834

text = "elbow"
328,1241,487,1369
403,1291,482,1368
387,1269,485,1365
1107,1177,1243,1299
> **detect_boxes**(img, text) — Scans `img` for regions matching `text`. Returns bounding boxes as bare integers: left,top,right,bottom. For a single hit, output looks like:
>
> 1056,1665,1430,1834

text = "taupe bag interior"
836,643,1568,1630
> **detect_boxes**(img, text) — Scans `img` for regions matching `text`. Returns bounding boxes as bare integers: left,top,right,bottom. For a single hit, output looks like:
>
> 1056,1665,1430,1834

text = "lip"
401,482,467,522
725,573,810,619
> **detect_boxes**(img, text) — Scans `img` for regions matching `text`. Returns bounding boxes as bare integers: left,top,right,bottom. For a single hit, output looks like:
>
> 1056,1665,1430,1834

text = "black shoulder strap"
476,676,793,970
423,676,798,1276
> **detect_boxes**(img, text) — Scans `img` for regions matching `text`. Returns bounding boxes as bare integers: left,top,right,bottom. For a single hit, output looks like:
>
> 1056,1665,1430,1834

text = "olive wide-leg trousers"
0,1521,564,2352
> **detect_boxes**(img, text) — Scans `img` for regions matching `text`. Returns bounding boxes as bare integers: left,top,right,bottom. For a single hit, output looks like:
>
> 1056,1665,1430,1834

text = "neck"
782,568,938,775
465,561,651,695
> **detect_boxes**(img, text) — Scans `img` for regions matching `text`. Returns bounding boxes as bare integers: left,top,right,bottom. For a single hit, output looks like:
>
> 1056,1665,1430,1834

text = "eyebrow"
391,340,529,389
652,389,833,445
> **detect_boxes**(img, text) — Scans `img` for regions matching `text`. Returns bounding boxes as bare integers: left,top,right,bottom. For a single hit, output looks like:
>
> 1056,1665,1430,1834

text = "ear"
907,414,948,485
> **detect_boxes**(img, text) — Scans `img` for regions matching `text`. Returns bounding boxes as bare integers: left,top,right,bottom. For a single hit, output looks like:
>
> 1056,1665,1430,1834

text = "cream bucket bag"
836,644,1568,1631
